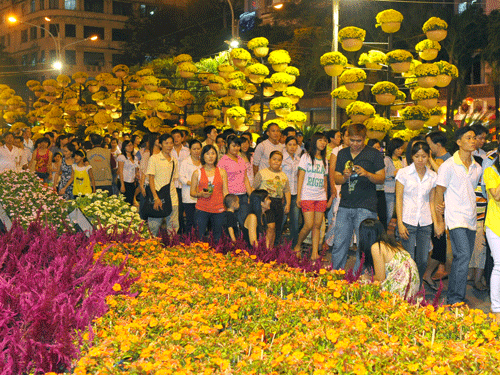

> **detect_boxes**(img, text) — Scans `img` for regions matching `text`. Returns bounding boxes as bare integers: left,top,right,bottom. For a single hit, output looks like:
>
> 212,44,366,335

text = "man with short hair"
253,122,283,175
86,133,114,195
471,124,488,159
331,123,385,270
14,135,30,170
0,132,23,173
435,127,482,305
171,128,190,233
23,128,34,153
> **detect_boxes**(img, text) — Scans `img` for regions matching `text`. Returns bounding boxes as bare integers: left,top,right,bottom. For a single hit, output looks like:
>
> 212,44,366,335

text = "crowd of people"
1,121,499,320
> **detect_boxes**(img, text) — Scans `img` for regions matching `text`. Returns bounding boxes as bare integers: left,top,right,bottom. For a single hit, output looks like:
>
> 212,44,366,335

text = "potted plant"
247,63,270,84
285,66,300,84
177,62,198,79
358,50,387,70
247,37,269,58
230,48,252,68
414,63,439,88
216,82,229,97
320,51,348,77
144,92,163,109
426,106,443,126
112,64,129,79
434,60,458,87
198,72,213,86
392,90,406,111
262,79,275,97
346,101,375,123
156,102,173,120
415,39,441,61
126,75,142,89
411,87,440,108
268,50,292,72
386,49,413,73
339,68,367,92
331,86,358,108
226,106,247,127
72,71,88,85
218,63,235,79
173,54,193,65
285,111,307,128
208,75,226,92
371,81,398,105
204,101,222,118
365,115,394,140
401,105,430,130
141,76,159,92
42,79,58,93
423,17,448,42
249,104,269,121
242,83,257,101
283,86,304,104
270,72,294,92
228,79,247,98
263,118,288,131
270,96,294,117
376,9,403,33
339,26,366,52
186,114,206,127
171,90,194,108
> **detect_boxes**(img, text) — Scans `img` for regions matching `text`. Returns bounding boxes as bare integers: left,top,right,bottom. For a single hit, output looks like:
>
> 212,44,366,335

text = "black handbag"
141,163,175,218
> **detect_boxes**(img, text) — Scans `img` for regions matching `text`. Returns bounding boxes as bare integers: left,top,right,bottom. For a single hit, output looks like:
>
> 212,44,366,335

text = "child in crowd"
223,194,240,242
253,150,291,247
52,152,62,183
30,137,53,182
244,189,272,247
61,149,95,197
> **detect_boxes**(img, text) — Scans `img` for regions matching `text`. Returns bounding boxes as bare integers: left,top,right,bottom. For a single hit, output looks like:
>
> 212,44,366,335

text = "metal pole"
331,0,339,129
226,0,236,39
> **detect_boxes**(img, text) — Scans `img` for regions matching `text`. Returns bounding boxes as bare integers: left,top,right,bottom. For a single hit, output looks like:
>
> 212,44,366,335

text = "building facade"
0,0,186,80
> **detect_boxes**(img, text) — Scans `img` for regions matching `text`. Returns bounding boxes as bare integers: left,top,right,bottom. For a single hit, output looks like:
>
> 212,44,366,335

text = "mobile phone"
203,188,208,192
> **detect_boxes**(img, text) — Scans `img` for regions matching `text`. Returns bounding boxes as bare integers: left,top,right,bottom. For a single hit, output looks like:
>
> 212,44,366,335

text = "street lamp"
225,0,238,40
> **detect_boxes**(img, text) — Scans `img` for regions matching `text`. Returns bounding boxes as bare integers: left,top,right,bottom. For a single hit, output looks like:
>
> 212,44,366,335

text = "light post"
225,0,238,40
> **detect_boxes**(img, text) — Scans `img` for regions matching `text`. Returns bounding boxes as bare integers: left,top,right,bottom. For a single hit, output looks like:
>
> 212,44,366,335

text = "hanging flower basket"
272,82,288,91
350,114,370,123
436,74,452,87
275,108,291,117
426,115,442,127
426,29,447,42
366,62,383,70
254,47,269,57
324,64,344,77
345,82,365,92
208,109,221,117
228,116,245,126
216,88,229,97
249,74,266,84
263,87,275,97
342,38,363,52
232,58,248,68
381,22,401,33
366,129,386,141
337,98,356,109
405,119,425,130
417,76,437,88
390,61,411,73
179,71,195,79
375,93,396,106
287,95,300,104
419,49,439,61
208,83,222,92
417,98,438,108
228,88,245,98
272,63,288,72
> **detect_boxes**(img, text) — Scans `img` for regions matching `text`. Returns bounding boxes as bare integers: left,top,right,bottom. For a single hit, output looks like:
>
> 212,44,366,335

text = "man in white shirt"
253,122,283,175
435,127,482,305
0,133,23,173
14,136,31,170
471,124,488,159
22,128,34,153
171,128,190,233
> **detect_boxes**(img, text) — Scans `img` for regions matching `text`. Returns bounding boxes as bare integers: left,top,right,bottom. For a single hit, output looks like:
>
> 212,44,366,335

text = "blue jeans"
331,207,377,270
400,223,432,282
236,194,250,230
195,209,225,242
448,228,476,305
385,192,395,227
282,194,300,247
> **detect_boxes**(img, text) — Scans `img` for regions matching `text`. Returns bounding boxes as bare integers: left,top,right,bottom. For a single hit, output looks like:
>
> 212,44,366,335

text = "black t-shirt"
335,146,385,212
223,211,240,237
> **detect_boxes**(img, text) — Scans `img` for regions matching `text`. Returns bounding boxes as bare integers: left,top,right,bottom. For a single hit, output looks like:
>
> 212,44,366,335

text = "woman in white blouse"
395,141,438,286
179,139,202,234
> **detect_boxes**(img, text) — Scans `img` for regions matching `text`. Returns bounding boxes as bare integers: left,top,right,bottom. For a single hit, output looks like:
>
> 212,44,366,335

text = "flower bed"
0,170,71,232
72,238,500,374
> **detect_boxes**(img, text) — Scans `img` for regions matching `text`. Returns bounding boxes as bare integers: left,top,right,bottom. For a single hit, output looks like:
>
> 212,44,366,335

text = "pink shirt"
218,154,247,195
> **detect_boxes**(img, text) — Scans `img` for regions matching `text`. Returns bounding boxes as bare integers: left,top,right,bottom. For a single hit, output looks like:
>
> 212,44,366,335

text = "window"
30,26,37,40
112,29,129,42
65,24,76,37
21,29,28,43
64,0,76,10
84,26,104,40
31,52,37,66
84,0,104,13
49,0,59,9
31,0,36,12
466,55,483,85
84,51,104,66
113,1,132,16
140,4,157,17
40,50,45,63
112,54,126,66
22,54,29,66
39,0,45,11
40,24,45,37
65,50,76,65
49,24,59,37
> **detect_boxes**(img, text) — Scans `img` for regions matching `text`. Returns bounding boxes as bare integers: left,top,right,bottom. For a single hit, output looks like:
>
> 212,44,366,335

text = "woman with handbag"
190,145,229,241
145,133,179,236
